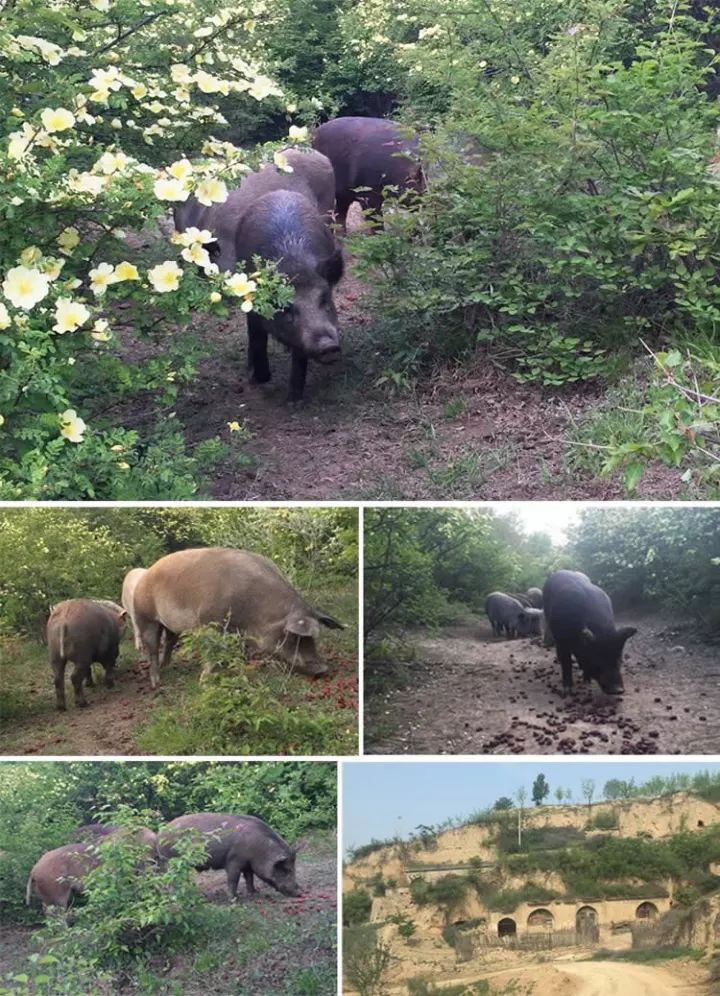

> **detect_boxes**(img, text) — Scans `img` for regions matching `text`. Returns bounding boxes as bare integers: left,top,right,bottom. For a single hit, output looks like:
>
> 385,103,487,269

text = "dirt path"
559,960,704,995
365,613,720,754
121,216,685,500
378,957,709,996
0,650,160,755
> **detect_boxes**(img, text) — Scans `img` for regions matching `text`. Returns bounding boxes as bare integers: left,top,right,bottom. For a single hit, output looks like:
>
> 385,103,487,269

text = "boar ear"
317,249,344,285
291,839,309,855
315,611,345,630
285,614,321,638
206,238,221,260
617,626,637,643
580,627,596,644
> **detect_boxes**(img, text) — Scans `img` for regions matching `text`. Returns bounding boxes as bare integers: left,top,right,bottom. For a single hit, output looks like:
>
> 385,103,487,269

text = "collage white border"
0,498,718,995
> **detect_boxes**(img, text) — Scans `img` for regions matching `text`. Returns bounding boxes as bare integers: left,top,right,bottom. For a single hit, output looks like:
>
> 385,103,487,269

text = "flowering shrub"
0,0,301,498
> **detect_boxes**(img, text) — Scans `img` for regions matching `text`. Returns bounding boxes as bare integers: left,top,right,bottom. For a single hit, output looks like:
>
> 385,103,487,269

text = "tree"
515,786,527,849
343,925,392,996
493,797,514,811
532,774,550,807
581,779,596,811
554,788,564,804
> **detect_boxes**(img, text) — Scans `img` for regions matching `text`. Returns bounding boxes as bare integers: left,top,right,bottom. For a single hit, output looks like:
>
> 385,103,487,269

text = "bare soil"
119,214,685,501
0,836,337,995
378,956,710,996
365,612,720,755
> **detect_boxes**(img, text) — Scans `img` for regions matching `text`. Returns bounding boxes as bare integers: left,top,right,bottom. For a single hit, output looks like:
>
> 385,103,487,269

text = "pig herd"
174,116,422,400
485,570,637,697
47,546,344,711
26,812,302,913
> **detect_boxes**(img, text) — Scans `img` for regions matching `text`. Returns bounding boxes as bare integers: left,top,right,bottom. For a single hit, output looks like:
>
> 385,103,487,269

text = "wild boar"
26,828,157,911
174,147,336,272
122,568,148,651
157,813,301,900
526,587,543,609
47,599,127,710
543,570,637,695
176,150,343,401
132,547,344,688
485,592,540,638
508,592,533,607
312,116,423,231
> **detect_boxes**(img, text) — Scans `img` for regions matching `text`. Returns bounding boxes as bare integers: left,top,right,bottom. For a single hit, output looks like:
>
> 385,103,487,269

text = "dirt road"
560,960,702,995
365,613,720,754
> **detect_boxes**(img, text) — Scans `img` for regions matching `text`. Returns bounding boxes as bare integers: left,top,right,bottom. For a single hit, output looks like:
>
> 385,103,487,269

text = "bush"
134,626,354,756
343,925,391,996
0,0,302,498
343,889,372,927
410,874,469,909
589,811,620,831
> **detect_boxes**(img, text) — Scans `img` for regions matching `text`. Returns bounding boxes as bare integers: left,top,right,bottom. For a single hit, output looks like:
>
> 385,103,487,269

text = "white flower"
288,125,308,143
40,107,75,133
53,298,91,334
89,262,117,296
195,178,228,206
148,260,183,293
154,176,190,201
59,409,87,443
2,266,50,310
0,302,11,329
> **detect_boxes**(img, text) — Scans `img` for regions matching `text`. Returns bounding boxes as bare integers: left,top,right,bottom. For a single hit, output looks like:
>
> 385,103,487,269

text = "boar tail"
59,622,67,660
26,872,34,906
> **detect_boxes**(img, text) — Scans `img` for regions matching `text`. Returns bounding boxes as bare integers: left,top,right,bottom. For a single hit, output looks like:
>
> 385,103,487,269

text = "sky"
342,760,720,853
489,502,581,544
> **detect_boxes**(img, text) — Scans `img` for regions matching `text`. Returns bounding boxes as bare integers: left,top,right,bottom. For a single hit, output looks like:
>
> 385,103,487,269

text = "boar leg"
225,857,242,900
242,867,256,896
247,314,271,384
140,622,164,689
335,192,352,234
85,667,95,688
51,655,67,711
160,630,178,670
288,350,308,402
70,663,89,707
555,640,574,693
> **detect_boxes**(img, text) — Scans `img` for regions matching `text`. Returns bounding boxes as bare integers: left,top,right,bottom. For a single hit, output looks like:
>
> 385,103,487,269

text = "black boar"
312,116,423,231
47,599,126,710
526,587,543,608
485,592,540,638
543,570,637,695
132,547,344,688
175,150,342,401
157,813,301,899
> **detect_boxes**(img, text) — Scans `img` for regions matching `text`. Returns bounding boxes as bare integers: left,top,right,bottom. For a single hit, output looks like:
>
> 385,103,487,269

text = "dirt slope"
365,613,720,754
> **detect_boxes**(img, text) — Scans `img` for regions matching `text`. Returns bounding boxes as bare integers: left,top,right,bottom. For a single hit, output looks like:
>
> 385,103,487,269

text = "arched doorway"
636,902,658,921
576,905,599,942
498,917,517,939
527,908,554,933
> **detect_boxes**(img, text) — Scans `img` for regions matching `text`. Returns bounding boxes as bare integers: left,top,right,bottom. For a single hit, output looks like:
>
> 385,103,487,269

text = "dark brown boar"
312,116,423,231
47,599,126,710
157,813,301,899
